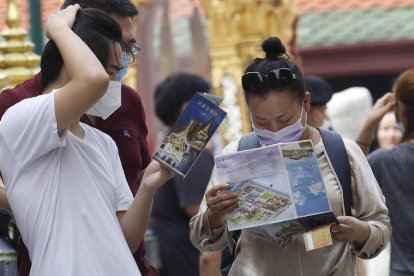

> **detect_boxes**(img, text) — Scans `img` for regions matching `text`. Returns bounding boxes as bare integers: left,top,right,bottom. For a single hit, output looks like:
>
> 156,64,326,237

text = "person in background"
304,75,333,128
0,0,156,275
367,69,414,276
0,6,172,275
355,92,402,276
376,112,402,149
190,36,391,276
150,73,218,276
326,86,373,141
356,92,402,155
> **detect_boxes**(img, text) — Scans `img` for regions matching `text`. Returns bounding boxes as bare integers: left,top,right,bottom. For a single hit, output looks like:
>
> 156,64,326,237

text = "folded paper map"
215,140,337,247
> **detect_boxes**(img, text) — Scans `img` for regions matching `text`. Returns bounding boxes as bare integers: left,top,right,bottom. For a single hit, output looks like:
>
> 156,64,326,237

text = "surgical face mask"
252,106,307,145
86,80,121,120
396,122,405,134
116,51,130,81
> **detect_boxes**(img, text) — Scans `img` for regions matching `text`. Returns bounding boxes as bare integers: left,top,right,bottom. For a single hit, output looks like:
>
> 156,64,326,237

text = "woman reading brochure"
189,36,391,276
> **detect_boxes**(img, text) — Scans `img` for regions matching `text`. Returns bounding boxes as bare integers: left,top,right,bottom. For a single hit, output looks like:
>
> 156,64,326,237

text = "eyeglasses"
241,68,297,93
123,43,141,64
130,42,141,56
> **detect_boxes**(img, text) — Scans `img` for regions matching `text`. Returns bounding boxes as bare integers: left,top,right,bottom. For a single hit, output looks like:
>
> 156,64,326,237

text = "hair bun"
262,37,286,59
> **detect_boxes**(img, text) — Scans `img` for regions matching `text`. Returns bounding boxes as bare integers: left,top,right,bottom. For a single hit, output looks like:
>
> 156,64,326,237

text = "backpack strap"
318,128,352,216
237,132,260,151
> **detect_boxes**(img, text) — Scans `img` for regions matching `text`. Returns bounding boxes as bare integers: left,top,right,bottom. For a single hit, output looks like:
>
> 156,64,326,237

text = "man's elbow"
80,71,110,96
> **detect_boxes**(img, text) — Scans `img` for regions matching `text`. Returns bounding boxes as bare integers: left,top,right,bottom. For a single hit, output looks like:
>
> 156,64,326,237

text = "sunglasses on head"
241,68,297,93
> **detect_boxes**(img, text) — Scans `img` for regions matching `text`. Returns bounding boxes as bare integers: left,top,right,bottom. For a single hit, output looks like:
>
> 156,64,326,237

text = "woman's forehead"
249,92,300,116
249,91,299,106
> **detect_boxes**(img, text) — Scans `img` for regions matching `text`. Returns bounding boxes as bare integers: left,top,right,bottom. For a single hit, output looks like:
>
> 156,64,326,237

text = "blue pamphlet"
154,93,227,177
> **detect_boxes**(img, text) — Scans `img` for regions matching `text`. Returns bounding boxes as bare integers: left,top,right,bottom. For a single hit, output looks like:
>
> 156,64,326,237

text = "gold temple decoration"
0,0,40,89
202,0,297,144
0,73,9,89
135,0,152,5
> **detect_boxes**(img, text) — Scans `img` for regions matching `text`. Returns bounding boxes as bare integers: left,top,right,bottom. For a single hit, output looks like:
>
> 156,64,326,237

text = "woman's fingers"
206,183,231,196
46,4,81,39
330,216,370,246
206,183,238,216
223,201,238,213
207,189,237,202
208,197,238,211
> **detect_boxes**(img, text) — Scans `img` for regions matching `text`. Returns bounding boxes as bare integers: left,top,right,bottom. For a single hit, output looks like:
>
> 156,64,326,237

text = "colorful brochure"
215,140,337,248
154,93,227,177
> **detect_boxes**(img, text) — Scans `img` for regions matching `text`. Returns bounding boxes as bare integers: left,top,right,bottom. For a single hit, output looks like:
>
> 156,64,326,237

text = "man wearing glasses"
0,1,156,275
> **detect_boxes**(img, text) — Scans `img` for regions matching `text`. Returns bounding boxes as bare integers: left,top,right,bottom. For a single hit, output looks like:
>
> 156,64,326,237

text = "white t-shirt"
0,92,141,276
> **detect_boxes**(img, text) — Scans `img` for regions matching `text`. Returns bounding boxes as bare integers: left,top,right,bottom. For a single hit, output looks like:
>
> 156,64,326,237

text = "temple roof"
296,1,414,47
153,0,414,55
296,0,414,13
2,1,414,50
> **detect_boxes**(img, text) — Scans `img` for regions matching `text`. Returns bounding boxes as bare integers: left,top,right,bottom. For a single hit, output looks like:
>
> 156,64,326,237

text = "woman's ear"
304,91,311,113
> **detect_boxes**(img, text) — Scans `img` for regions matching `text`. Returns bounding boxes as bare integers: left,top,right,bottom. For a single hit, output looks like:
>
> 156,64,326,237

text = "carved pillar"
189,5,211,81
202,0,298,144
135,0,160,154
202,0,248,144
159,0,176,79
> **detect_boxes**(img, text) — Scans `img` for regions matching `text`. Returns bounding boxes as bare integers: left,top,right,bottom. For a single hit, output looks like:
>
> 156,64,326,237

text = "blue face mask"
116,51,130,81
396,122,405,133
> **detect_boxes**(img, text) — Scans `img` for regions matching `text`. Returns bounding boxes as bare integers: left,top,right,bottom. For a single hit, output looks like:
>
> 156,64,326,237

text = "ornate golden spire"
0,0,40,89
200,116,215,135
6,0,20,29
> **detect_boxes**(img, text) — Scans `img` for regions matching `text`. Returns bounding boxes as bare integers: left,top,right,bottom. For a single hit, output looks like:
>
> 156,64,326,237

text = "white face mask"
86,80,121,120
252,106,307,145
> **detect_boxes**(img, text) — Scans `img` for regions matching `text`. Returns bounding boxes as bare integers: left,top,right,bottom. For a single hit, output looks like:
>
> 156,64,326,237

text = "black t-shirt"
149,149,214,276
368,142,414,275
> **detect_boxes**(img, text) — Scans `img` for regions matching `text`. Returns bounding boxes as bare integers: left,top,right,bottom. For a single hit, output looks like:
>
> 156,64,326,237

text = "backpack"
220,128,351,275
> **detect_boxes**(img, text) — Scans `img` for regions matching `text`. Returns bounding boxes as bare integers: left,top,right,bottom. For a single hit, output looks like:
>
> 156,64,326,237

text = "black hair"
243,37,305,101
155,73,210,126
62,0,138,17
304,76,333,106
40,8,123,89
